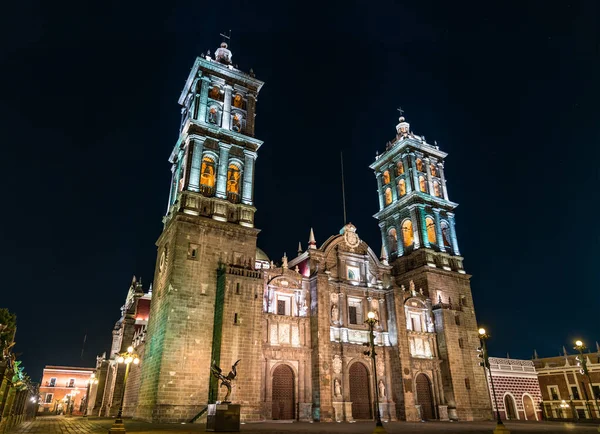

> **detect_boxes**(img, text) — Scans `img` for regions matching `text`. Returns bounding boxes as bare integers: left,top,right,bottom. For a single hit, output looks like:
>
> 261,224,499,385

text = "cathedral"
87,40,492,424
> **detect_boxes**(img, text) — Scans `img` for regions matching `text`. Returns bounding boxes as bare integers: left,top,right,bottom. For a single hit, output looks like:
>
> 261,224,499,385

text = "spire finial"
533,349,539,359
282,252,288,269
308,228,317,249
297,242,303,254
215,31,233,64
563,346,568,357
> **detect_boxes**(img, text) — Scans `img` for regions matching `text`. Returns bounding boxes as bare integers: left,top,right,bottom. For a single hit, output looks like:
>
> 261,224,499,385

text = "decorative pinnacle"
308,228,316,249
297,242,303,254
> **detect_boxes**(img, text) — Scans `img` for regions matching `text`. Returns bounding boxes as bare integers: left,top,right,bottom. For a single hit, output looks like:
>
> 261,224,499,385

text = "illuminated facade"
100,41,492,424
370,115,492,421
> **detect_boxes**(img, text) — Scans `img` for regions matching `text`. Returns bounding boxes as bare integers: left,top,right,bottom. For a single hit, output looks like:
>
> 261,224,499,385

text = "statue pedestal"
206,404,241,432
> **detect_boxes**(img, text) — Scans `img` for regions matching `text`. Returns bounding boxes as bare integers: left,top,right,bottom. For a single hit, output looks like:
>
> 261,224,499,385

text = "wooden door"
272,365,295,420
416,373,435,420
349,362,372,419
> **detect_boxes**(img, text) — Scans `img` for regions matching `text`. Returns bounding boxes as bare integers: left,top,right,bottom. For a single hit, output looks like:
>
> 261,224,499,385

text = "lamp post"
109,346,140,434
364,311,386,434
84,373,98,417
478,328,510,434
574,340,599,421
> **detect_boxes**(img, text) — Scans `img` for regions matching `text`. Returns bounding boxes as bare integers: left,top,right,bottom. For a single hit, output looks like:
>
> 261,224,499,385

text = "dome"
256,247,270,262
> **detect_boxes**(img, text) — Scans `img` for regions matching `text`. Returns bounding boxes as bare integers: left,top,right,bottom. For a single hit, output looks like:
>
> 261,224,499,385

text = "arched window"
388,228,398,253
398,179,406,197
232,113,243,132
208,105,220,124
433,181,441,197
396,161,404,175
200,156,216,188
402,220,414,247
426,217,436,245
232,93,244,108
384,188,392,205
416,158,424,172
226,164,241,195
441,221,452,248
209,85,221,100
430,164,438,177
383,170,391,185
419,176,427,193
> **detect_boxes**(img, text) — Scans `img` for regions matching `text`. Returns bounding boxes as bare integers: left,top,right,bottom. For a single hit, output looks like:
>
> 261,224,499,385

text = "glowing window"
200,156,216,187
433,182,441,197
383,170,391,185
416,158,424,172
419,176,427,193
388,228,397,253
226,164,241,194
209,86,220,100
402,220,414,247
396,161,404,175
384,188,392,205
430,164,438,177
233,93,244,108
45,393,53,404
441,221,452,248
426,217,436,245
398,179,406,197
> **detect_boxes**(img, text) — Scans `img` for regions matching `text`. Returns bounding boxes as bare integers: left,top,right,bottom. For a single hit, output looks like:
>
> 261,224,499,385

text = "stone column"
447,212,460,255
424,157,433,195
216,144,232,199
222,85,233,130
409,205,421,249
402,154,413,193
409,153,419,193
378,298,386,331
187,138,204,192
394,214,404,257
198,76,210,123
438,162,449,200
242,150,256,205
246,92,257,136
338,293,346,327
417,205,430,248
432,208,444,252
376,173,384,210
167,164,176,209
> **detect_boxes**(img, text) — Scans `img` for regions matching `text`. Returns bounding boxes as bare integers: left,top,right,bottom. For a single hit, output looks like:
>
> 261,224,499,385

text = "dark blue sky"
2,0,598,380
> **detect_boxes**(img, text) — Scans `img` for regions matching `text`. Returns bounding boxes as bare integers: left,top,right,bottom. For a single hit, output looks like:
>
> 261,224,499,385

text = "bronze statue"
211,359,240,403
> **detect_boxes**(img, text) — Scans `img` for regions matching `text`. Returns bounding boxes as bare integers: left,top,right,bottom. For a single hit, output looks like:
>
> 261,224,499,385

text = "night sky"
2,1,598,381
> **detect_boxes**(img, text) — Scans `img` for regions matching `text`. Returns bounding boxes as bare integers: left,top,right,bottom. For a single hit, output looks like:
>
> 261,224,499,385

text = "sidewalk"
8,416,599,434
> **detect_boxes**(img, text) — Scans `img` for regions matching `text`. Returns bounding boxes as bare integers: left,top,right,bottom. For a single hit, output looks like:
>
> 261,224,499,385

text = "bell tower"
371,113,492,421
136,41,266,423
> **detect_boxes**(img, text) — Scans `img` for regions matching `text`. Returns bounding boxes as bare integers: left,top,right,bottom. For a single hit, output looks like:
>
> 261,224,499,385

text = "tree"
0,308,17,356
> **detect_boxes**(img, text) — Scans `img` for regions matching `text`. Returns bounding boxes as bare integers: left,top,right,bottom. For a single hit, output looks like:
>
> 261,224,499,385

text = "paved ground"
8,416,600,434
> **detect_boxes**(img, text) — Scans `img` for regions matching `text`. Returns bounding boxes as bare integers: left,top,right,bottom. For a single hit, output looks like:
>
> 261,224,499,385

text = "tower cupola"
215,42,232,64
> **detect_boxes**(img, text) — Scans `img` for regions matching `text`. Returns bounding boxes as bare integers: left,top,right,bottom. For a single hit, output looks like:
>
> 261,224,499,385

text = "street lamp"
574,340,599,422
478,328,510,434
84,373,98,417
364,311,386,434
109,346,140,434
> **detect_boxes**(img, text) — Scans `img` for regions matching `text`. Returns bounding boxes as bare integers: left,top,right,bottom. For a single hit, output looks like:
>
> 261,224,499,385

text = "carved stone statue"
331,303,339,323
334,378,342,397
210,359,240,403
378,380,386,399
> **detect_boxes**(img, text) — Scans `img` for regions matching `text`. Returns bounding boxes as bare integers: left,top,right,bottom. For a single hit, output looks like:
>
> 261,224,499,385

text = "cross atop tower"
397,107,404,117
220,30,232,45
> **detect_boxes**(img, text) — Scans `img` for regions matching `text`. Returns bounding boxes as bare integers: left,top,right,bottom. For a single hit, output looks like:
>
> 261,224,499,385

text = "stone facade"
535,348,600,420
485,357,542,421
95,41,493,424
38,366,95,415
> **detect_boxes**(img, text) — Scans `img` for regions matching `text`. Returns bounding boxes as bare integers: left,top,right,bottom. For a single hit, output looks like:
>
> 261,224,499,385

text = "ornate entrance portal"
349,362,372,420
272,365,295,420
415,373,435,420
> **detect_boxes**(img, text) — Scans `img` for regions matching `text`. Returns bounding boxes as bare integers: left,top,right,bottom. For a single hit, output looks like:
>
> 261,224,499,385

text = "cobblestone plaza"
8,417,599,434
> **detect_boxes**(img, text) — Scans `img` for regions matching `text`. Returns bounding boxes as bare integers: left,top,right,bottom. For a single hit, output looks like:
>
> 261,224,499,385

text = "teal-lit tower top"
370,114,465,273
165,42,264,228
